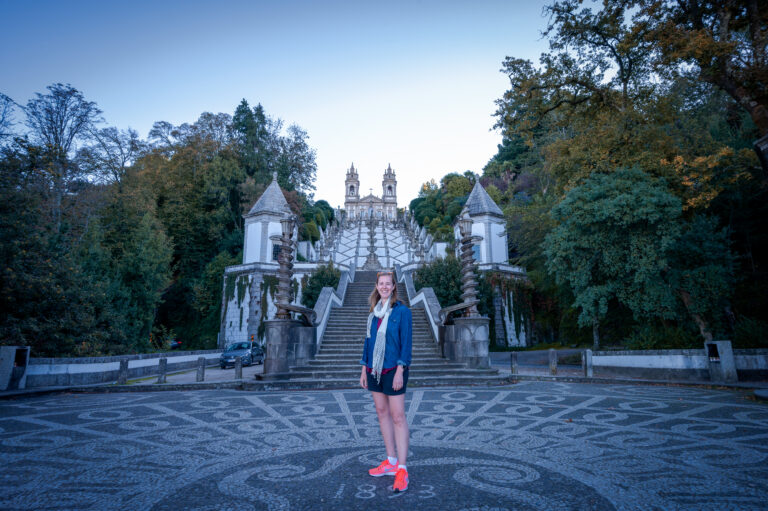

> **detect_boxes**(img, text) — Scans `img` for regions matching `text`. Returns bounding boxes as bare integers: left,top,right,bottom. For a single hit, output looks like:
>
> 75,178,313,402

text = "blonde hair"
368,271,398,311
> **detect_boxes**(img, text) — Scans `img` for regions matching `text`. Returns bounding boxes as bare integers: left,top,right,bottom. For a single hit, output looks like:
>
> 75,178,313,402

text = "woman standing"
359,270,412,493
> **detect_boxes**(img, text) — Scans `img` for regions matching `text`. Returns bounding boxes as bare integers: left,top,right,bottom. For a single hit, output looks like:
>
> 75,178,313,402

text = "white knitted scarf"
367,298,392,383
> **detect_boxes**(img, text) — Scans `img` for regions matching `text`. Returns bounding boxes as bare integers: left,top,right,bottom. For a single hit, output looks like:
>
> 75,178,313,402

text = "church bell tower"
382,163,397,219
344,163,360,218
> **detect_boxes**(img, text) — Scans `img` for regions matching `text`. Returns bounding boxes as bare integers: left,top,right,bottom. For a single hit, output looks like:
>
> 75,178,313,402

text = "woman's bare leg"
387,393,408,465
372,391,396,458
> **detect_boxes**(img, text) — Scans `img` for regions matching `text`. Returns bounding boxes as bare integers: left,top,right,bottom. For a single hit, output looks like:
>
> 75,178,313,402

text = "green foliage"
545,168,683,328
625,324,700,350
302,221,320,243
232,100,317,194
732,317,768,349
0,85,319,356
200,253,241,344
413,255,463,308
300,263,341,310
665,215,734,340
409,174,472,241
544,167,735,343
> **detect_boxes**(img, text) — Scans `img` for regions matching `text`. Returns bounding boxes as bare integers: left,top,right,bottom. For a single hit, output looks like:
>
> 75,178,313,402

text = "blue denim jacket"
359,301,412,369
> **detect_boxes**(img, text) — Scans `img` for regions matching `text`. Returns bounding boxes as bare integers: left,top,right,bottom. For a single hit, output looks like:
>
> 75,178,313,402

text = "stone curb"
508,374,768,390
3,373,766,399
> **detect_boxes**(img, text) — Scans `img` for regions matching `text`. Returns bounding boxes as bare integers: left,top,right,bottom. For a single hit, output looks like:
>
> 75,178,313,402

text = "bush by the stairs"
301,263,341,309
413,255,462,307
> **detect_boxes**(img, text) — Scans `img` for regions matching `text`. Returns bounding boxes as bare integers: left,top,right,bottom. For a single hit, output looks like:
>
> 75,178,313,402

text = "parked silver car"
219,342,264,368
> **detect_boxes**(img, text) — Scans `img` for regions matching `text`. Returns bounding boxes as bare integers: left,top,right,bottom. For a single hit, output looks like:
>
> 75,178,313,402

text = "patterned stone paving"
1,381,767,510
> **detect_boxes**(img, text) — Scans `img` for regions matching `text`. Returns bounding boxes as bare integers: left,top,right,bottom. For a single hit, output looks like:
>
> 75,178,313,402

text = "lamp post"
275,213,295,320
458,208,479,317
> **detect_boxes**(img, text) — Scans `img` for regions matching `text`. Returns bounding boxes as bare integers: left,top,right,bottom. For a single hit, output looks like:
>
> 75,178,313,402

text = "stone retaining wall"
25,350,222,388
592,348,768,381
734,349,768,380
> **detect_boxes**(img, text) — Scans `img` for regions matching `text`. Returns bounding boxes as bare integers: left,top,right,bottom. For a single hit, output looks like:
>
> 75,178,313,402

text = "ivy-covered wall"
486,272,532,347
220,268,311,348
220,273,252,348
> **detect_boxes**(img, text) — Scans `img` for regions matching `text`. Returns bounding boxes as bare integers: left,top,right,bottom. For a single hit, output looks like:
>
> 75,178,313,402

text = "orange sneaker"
368,459,398,477
393,468,409,492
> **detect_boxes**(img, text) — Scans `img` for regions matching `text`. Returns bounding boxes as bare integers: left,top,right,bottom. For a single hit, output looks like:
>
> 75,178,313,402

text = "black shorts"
367,367,409,396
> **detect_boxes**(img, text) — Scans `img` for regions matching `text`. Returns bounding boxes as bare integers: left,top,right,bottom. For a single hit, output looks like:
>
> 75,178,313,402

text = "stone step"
319,341,436,347
317,348,439,355
321,331,434,338
307,360,466,368
320,337,434,343
273,267,495,384
256,373,507,387
279,368,500,379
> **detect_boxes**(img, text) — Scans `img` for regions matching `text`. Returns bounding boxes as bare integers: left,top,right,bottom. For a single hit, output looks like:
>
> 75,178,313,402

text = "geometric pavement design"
1,381,767,510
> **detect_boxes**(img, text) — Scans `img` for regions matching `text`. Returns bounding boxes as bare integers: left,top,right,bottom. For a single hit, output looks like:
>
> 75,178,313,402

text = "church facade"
344,163,398,219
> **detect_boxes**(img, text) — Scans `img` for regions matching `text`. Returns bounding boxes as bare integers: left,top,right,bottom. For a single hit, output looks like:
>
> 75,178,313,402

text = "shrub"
733,316,768,349
625,323,700,350
301,263,341,309
413,255,462,307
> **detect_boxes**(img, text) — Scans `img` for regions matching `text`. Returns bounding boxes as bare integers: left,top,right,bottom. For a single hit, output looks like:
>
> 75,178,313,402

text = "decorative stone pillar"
548,348,557,375
458,208,479,317
441,207,490,368
118,359,128,385
705,340,738,383
157,358,167,384
275,214,295,320
196,357,206,382
582,349,593,377
263,210,317,378
443,317,490,368
263,319,317,376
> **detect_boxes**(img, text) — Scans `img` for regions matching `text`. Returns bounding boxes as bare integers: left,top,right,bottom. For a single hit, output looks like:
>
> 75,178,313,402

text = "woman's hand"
392,366,404,391
360,367,368,390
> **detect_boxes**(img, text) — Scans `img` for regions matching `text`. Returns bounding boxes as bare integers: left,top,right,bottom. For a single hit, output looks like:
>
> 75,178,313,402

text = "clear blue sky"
1,0,551,209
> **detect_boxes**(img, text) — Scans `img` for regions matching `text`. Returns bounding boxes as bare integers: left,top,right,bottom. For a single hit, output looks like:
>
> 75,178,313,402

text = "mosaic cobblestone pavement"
1,381,767,510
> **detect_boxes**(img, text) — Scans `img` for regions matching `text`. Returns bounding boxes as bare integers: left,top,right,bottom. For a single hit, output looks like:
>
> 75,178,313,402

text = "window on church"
349,186,355,195
272,244,281,261
387,185,392,195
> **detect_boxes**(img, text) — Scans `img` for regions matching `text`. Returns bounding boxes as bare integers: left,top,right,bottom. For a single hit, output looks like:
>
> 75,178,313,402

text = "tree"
488,1,763,347
275,124,317,195
78,127,146,187
0,93,17,144
232,101,316,195
544,167,733,346
666,215,734,341
233,100,272,180
0,143,108,356
545,168,682,347
494,1,663,190
634,0,768,135
23,83,103,232
442,173,473,198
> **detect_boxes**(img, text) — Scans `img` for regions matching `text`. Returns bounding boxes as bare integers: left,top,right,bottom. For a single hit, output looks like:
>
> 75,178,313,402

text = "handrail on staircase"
438,300,481,324
396,264,442,347
277,303,317,326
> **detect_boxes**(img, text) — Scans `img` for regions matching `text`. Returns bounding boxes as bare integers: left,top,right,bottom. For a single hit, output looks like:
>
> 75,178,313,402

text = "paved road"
141,362,265,385
1,381,766,510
